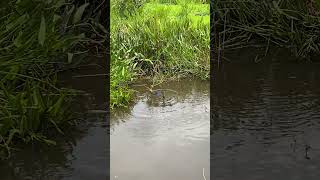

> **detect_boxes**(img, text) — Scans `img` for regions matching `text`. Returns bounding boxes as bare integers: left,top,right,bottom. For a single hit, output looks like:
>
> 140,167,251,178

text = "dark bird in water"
151,90,164,98
151,90,167,106
155,90,162,97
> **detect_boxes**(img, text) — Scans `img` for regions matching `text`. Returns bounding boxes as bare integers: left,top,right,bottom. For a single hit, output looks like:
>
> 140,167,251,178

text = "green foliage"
316,0,320,10
0,0,106,157
38,15,46,46
73,3,90,24
214,0,320,60
111,0,210,108
110,52,135,108
0,82,73,142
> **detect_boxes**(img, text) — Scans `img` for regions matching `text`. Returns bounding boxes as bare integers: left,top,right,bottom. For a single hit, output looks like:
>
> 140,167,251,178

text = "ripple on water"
111,79,210,180
115,95,210,144
213,61,320,180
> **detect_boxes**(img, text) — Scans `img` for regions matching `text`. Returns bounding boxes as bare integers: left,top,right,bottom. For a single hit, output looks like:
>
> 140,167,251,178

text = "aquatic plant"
0,81,77,155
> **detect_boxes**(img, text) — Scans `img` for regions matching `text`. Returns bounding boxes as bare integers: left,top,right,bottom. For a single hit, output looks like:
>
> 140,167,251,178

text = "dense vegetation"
213,0,320,62
111,0,210,108
0,0,106,158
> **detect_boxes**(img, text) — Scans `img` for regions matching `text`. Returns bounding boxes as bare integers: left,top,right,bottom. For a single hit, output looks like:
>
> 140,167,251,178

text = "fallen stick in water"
203,168,207,180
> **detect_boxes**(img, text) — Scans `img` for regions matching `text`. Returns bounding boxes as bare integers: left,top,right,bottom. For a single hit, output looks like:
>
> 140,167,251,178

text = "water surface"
111,79,210,180
212,57,320,180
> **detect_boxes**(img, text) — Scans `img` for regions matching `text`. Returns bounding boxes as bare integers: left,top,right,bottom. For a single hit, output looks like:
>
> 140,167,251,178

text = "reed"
213,0,320,61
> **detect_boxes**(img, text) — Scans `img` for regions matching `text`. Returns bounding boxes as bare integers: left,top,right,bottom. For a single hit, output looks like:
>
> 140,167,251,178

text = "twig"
203,168,207,180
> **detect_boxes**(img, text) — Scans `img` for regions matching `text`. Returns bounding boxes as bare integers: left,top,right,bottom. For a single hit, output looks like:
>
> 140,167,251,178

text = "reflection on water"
0,57,107,180
111,79,210,180
212,59,320,180
0,115,106,180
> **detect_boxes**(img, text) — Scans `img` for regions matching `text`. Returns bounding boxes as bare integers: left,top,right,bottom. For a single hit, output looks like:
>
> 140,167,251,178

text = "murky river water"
111,79,210,180
212,52,320,180
0,57,107,180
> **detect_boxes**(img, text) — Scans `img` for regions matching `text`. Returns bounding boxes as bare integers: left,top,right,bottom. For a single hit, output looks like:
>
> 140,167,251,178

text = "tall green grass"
213,0,320,61
0,0,106,157
111,0,210,108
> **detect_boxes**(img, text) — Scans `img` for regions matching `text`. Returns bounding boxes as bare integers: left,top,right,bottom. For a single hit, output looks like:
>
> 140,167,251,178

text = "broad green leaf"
43,138,57,145
60,5,74,32
121,67,125,76
49,94,65,116
78,33,86,39
53,14,61,23
53,0,65,8
38,16,46,46
33,86,44,108
95,22,107,34
13,32,23,48
73,3,89,24
6,14,28,31
67,53,73,63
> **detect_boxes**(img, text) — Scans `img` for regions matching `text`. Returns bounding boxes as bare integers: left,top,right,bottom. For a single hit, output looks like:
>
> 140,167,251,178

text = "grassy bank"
0,0,106,157
213,0,320,62
111,0,210,108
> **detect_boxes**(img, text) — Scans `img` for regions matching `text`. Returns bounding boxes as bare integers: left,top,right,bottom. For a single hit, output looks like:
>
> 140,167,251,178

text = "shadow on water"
111,79,210,180
212,51,320,180
0,56,107,180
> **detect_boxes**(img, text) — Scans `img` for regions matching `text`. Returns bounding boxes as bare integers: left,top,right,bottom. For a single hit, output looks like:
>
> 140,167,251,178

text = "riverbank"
213,0,320,62
111,0,210,108
0,0,106,157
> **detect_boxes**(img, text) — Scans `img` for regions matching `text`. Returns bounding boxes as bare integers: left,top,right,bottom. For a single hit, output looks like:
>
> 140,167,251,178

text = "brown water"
0,57,108,180
212,55,320,179
111,79,210,180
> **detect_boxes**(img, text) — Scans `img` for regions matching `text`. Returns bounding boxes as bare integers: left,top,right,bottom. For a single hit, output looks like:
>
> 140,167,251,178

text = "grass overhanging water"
111,0,210,108
0,0,106,158
213,0,320,62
